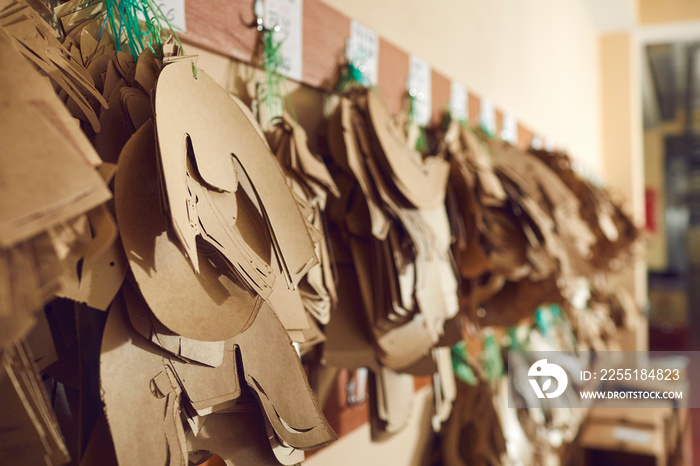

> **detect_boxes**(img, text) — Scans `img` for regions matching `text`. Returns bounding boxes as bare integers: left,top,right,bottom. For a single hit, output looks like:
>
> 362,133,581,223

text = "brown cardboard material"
56,205,127,311
432,346,456,430
0,0,108,131
370,367,414,439
441,380,508,466
0,340,70,465
115,120,260,341
122,281,225,368
232,301,337,450
186,409,281,465
267,114,339,326
0,233,60,347
100,293,186,466
154,61,317,295
0,31,110,248
365,89,450,209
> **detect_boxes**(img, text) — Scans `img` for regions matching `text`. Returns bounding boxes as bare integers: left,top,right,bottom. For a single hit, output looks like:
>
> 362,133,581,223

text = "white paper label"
449,81,467,122
480,98,496,134
407,55,431,126
613,427,652,445
265,0,303,82
544,137,556,152
501,113,517,144
531,134,543,150
348,20,379,87
139,0,187,33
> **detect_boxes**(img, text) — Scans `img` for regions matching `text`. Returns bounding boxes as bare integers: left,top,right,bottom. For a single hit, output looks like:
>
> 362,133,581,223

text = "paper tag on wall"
348,20,379,86
544,137,556,152
449,81,467,123
531,134,543,150
480,98,495,135
265,0,303,82
501,113,517,144
138,0,187,32
407,55,431,126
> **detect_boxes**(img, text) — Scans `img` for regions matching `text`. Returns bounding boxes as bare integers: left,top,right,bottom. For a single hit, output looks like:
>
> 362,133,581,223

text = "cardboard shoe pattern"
326,89,459,374
112,85,335,461
0,16,110,357
0,0,646,463
266,113,340,326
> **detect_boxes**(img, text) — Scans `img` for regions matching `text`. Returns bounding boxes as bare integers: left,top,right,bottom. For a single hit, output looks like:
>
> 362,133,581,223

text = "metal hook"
240,0,280,33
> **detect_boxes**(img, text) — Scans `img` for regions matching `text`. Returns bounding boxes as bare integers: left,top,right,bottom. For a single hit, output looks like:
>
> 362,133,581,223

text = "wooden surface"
180,0,535,145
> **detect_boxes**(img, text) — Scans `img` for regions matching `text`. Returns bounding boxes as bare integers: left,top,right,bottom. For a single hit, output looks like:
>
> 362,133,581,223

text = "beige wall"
320,0,603,174
305,387,434,466
600,32,644,222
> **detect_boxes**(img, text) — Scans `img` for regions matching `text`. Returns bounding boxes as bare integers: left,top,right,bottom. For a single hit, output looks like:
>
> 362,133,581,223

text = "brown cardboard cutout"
365,89,450,209
233,302,337,449
154,62,316,293
122,281,225,368
100,294,186,466
0,340,70,465
187,409,280,466
115,120,259,341
0,32,110,248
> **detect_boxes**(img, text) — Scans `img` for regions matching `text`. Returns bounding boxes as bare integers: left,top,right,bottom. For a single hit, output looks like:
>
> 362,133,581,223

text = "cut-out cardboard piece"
329,97,390,240
285,114,340,199
0,1,107,131
267,114,338,326
365,89,450,209
100,294,187,466
233,301,337,449
56,205,127,311
261,413,306,465
442,380,508,466
154,62,317,293
529,148,636,272
170,342,241,416
79,410,118,466
431,347,456,430
115,120,260,341
187,409,281,466
0,233,61,347
369,367,414,440
477,276,565,327
0,340,70,465
0,32,110,248
323,251,380,370
122,281,225,368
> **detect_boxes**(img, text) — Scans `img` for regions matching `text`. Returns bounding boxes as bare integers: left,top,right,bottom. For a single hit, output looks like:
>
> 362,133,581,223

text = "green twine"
408,92,429,153
104,0,185,62
262,28,283,120
480,121,495,139
535,305,554,338
337,61,370,92
337,47,371,92
451,341,477,386
481,333,504,382
506,327,521,351
261,27,298,125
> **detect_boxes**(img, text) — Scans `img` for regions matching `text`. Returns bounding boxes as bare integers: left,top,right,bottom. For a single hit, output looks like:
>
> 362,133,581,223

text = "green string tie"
104,0,186,62
482,333,504,382
408,91,429,153
451,341,477,386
